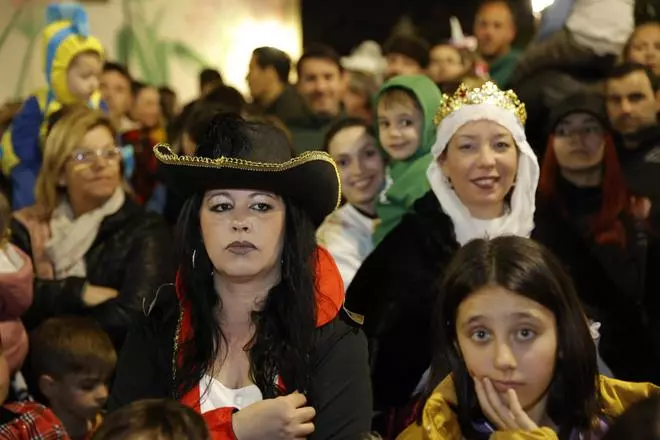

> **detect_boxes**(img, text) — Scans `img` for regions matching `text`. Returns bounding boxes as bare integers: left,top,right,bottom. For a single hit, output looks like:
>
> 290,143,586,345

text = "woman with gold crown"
343,81,540,438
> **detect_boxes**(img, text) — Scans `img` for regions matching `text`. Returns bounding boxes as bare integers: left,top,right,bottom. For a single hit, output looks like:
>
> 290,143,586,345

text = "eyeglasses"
70,147,122,163
554,126,604,138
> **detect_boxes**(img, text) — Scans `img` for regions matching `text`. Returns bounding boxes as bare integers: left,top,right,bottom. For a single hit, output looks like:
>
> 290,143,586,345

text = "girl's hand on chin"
473,376,539,432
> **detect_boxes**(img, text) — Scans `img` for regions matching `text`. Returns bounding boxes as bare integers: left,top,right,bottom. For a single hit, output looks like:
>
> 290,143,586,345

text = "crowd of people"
0,0,660,438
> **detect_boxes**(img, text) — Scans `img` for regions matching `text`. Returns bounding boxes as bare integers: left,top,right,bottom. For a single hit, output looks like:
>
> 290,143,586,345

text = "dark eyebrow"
460,311,541,329
205,191,278,201
461,314,486,329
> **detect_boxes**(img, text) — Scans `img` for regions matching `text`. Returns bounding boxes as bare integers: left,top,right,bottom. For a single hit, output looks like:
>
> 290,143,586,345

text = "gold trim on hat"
434,81,527,127
153,144,342,211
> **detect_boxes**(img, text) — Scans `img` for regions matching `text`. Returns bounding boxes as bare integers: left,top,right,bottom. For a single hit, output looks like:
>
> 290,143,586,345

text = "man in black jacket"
247,47,309,126
605,62,660,219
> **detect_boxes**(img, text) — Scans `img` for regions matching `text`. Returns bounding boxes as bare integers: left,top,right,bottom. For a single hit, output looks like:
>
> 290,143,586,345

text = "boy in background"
0,336,69,438
91,399,210,440
30,317,116,440
373,75,443,245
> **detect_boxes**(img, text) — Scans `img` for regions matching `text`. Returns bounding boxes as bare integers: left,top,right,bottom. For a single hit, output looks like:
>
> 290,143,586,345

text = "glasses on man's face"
70,147,122,163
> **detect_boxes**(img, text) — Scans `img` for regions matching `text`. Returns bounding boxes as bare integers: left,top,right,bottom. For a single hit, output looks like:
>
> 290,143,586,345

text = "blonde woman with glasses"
11,105,173,351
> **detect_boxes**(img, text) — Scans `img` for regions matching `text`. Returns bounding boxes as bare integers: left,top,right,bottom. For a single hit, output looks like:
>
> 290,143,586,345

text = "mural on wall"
0,0,302,102
115,0,208,86
1,0,45,99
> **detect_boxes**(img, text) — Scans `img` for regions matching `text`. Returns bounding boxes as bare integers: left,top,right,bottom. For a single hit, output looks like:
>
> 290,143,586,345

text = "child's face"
428,45,465,84
628,23,660,77
377,97,423,161
49,372,109,420
455,284,557,412
67,52,103,102
131,86,162,129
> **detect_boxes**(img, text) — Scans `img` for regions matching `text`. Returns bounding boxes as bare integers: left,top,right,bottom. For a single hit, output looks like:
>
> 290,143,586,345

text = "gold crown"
433,81,527,126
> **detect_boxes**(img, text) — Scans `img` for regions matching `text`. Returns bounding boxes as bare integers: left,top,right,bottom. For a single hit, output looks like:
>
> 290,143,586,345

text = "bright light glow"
221,19,302,95
531,0,556,14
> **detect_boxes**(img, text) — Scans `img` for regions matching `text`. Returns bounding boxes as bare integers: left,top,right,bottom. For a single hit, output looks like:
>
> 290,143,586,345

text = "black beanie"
547,93,610,133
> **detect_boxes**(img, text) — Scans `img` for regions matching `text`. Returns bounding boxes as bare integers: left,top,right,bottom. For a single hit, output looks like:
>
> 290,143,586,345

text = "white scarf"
45,188,125,279
427,103,540,245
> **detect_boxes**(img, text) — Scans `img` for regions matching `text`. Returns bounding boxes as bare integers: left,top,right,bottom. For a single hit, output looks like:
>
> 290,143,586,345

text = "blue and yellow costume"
1,3,106,209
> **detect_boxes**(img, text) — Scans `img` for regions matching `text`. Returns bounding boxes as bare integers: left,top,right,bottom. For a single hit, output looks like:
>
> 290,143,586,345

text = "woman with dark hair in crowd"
533,93,660,385
108,114,372,439
401,236,658,439
317,117,386,289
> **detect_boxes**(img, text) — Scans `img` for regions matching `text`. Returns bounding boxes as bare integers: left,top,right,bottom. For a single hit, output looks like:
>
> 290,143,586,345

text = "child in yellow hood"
1,2,105,209
400,236,658,440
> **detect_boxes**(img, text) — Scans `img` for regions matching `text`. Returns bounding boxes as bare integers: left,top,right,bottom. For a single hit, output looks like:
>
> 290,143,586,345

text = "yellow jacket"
398,375,659,440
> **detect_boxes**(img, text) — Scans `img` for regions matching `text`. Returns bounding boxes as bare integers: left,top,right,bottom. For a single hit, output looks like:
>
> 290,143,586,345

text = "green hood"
375,74,443,164
372,76,443,245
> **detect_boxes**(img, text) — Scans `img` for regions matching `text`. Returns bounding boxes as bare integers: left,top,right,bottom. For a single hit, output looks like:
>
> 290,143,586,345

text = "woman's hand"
474,377,539,432
82,285,119,307
232,392,316,440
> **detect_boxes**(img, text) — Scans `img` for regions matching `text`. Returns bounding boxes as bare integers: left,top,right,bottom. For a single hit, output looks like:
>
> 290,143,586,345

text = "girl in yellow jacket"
399,236,658,440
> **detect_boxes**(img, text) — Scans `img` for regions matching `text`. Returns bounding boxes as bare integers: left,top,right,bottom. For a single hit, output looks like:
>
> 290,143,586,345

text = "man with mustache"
605,62,660,219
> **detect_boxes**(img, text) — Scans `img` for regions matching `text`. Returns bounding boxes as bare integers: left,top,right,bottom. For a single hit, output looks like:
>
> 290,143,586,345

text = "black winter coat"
533,195,660,384
344,191,460,412
11,197,175,349
107,284,373,440
615,125,660,221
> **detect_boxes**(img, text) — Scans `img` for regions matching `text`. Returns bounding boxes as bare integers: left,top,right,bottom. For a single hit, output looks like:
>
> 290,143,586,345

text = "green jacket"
373,75,443,245
489,48,522,89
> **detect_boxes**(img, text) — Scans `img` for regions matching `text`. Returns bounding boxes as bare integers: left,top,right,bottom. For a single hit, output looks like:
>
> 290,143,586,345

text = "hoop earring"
192,249,197,269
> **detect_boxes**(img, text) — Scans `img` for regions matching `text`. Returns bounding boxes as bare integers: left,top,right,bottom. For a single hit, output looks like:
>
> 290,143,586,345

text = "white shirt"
566,0,634,55
316,204,376,290
199,375,263,413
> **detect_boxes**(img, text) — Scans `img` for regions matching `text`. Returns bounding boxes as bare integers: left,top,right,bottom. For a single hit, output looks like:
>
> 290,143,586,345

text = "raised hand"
232,392,316,440
474,377,539,432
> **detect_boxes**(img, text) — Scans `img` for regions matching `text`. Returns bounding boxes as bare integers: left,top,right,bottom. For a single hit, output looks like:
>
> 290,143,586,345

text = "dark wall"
301,0,535,56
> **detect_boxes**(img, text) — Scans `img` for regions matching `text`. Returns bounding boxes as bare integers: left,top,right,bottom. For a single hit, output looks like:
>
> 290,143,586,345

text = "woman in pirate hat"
108,114,372,440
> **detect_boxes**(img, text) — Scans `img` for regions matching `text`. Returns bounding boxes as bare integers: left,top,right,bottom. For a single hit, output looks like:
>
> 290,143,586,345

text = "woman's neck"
467,202,505,220
214,269,281,326
560,166,602,188
353,200,378,218
67,194,110,218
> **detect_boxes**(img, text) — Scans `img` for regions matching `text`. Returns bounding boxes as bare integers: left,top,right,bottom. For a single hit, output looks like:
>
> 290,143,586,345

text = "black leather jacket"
11,196,175,350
